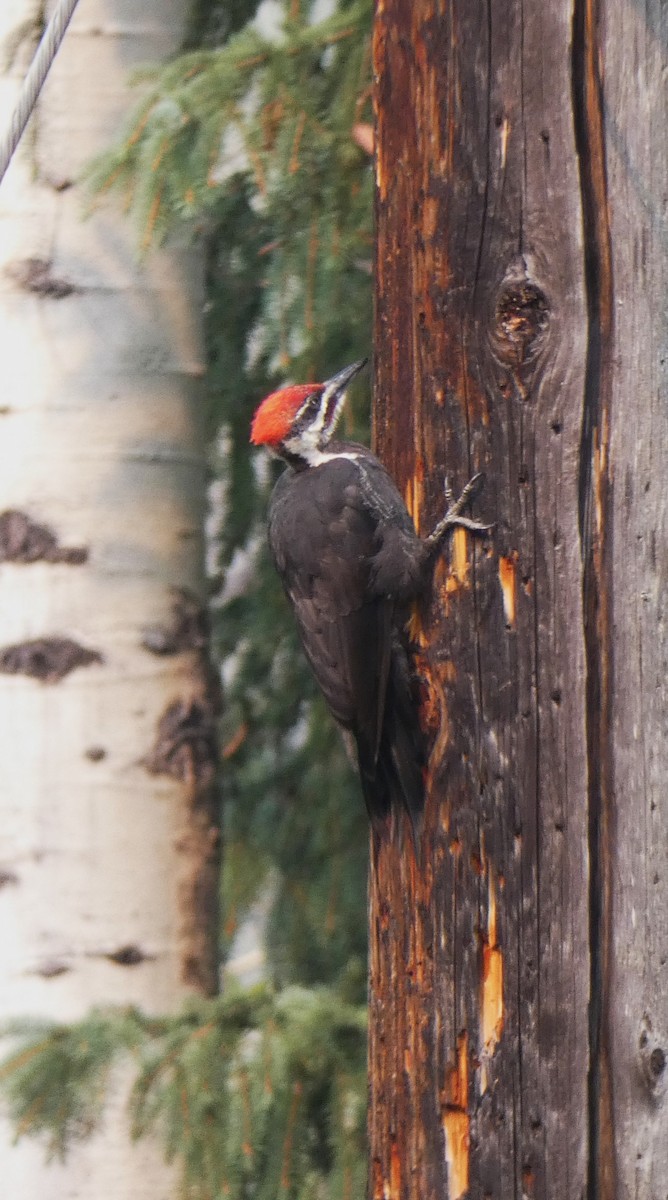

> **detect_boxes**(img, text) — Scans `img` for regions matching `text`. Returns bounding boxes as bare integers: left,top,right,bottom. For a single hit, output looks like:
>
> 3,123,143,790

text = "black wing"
268,458,393,768
268,454,425,825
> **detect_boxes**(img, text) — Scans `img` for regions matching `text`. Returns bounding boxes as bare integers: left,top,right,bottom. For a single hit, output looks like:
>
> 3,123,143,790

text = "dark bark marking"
572,0,616,1194
141,588,209,655
0,870,19,888
144,687,221,996
34,960,71,978
5,257,79,299
176,812,221,995
143,697,218,785
0,638,103,682
0,510,88,564
46,175,74,193
84,745,106,762
103,944,152,967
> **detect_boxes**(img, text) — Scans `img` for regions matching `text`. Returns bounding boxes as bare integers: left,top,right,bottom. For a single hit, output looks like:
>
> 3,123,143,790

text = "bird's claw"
426,472,494,550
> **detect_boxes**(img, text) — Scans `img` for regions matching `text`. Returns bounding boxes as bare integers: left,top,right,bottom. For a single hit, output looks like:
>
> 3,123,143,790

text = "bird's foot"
425,472,494,551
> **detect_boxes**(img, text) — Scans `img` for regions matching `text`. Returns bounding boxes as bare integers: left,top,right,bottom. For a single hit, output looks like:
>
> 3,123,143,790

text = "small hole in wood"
650,1047,666,1077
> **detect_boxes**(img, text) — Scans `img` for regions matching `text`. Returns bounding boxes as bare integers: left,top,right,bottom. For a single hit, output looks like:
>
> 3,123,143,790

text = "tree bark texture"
0,1,220,1196
369,2,666,1198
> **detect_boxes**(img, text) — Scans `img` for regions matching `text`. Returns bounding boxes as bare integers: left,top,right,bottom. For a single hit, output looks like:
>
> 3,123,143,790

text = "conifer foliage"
1,1,375,1194
0,985,367,1198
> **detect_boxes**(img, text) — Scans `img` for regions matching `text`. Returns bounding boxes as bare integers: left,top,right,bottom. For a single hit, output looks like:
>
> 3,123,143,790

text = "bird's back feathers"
268,448,426,826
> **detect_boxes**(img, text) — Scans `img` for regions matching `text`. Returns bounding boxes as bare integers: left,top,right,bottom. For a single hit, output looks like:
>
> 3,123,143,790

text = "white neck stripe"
284,443,362,467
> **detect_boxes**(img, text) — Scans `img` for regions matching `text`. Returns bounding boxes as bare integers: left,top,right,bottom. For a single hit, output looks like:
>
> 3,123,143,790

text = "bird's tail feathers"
357,648,425,843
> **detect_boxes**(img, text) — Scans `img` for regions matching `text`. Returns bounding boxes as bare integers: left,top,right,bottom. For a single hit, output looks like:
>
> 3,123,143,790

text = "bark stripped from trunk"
370,0,667,1196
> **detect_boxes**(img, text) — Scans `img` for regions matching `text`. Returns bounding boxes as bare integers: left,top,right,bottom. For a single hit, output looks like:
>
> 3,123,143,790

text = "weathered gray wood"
369,0,666,1196
602,0,668,1192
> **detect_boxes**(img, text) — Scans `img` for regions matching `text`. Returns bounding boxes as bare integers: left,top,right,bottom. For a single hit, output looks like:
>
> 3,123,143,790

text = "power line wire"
0,0,81,186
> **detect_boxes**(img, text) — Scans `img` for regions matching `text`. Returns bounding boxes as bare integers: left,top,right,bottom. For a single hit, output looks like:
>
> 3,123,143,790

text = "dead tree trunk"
369,2,667,1198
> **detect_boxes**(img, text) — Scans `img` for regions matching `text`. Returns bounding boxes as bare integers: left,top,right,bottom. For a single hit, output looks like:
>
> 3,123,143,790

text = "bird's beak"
321,358,368,435
323,358,368,396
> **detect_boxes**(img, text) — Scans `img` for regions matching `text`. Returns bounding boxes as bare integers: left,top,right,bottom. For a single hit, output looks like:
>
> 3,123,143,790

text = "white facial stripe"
282,438,361,467
320,380,347,438
292,381,347,449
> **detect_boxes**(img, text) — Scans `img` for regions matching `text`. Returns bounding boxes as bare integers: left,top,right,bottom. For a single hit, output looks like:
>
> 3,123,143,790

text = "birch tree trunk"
0,2,219,1196
370,1,667,1197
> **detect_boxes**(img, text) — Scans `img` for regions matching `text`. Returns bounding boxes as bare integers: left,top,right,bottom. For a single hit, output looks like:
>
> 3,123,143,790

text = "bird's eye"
297,393,321,423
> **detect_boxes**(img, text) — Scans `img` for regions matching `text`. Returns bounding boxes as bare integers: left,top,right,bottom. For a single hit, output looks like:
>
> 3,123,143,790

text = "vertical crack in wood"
571,0,616,1195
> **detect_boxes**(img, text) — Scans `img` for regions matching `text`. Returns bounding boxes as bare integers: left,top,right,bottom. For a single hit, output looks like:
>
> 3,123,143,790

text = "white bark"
0,2,216,1196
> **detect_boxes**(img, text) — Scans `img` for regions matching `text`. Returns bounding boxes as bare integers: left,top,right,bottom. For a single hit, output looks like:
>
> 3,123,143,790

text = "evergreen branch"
0,986,366,1194
86,1,373,247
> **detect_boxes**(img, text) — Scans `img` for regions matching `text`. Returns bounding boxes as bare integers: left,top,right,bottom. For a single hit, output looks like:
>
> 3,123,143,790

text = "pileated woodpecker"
250,359,490,826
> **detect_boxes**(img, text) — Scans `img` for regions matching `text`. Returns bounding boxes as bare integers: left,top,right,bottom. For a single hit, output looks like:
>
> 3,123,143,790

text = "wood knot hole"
639,1019,667,1095
650,1047,666,1078
494,282,549,366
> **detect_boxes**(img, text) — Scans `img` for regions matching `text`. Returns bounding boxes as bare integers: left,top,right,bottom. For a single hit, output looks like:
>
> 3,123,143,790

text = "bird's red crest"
250,384,322,446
